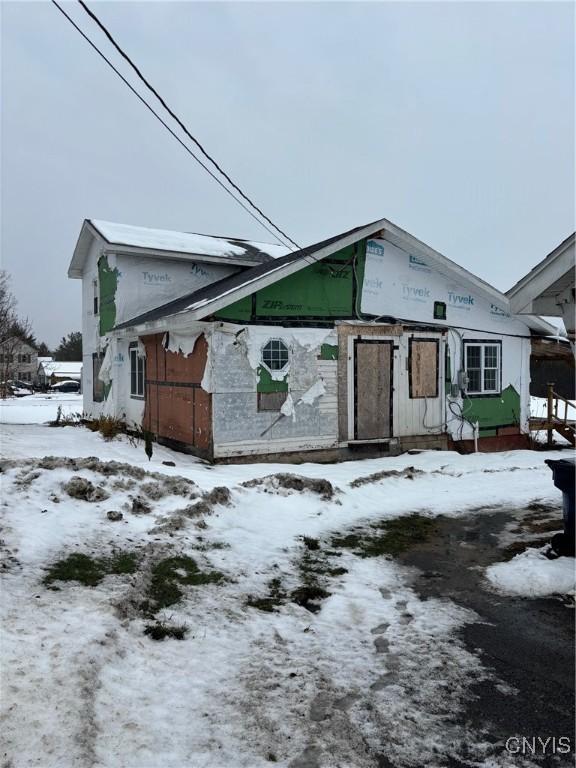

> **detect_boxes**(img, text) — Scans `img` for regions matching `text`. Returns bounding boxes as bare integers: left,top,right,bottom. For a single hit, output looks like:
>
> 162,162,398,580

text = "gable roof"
115,217,515,330
506,232,575,316
68,219,290,278
38,361,83,378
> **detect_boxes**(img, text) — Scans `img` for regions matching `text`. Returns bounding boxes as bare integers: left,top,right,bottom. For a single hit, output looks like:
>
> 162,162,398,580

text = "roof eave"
506,234,576,312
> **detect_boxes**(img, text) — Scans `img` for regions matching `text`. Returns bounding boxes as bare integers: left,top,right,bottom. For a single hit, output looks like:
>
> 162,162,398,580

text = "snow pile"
486,547,575,597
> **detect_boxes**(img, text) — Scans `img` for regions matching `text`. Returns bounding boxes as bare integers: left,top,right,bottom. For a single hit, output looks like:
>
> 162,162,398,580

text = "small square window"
433,301,447,320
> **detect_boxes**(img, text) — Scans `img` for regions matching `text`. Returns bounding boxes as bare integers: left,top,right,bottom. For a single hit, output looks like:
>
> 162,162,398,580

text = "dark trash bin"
544,458,575,557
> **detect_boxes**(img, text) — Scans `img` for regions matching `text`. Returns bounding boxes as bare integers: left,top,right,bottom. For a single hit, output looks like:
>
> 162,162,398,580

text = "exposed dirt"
241,473,336,500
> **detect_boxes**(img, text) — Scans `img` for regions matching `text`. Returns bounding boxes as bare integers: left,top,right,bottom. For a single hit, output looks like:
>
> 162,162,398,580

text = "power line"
76,0,303,254
50,0,293,250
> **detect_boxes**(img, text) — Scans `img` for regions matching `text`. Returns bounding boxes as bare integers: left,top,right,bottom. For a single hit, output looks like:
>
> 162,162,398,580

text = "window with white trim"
261,339,289,372
464,342,501,395
130,344,145,398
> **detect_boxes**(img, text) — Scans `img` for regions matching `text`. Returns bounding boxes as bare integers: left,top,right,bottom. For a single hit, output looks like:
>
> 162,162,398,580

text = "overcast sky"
1,1,574,347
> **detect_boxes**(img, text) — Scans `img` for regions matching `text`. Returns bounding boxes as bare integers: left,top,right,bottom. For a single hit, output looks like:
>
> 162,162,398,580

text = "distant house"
0,338,37,384
70,217,553,462
37,360,83,387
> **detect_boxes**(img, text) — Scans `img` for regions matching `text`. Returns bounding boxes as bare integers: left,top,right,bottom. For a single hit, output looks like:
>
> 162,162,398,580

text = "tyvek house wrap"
361,239,528,334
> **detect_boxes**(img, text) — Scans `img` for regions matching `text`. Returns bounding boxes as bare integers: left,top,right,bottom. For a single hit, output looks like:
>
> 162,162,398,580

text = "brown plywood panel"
355,342,391,439
410,340,438,398
164,335,208,384
142,333,212,452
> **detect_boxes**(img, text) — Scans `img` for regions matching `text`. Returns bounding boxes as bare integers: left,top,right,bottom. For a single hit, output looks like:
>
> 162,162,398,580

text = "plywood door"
355,341,392,439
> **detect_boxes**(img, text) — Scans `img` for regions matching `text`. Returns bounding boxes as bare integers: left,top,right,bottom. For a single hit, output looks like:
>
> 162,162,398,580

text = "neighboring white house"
507,233,575,345
70,216,553,462
37,361,83,387
0,339,38,384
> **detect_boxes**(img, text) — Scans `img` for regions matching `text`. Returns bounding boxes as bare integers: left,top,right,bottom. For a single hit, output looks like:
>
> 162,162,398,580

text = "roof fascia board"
100,244,264,268
115,313,211,337
68,219,98,278
189,219,390,320
507,239,575,314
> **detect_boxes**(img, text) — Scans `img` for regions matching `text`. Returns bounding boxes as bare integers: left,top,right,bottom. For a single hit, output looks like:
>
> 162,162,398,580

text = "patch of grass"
246,596,283,612
43,550,138,587
290,584,331,613
327,566,348,577
44,553,105,587
302,536,320,551
144,621,188,641
147,555,224,611
246,577,286,613
108,551,139,575
330,514,437,558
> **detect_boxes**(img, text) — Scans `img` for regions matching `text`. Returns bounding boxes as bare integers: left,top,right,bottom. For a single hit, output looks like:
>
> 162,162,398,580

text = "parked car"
49,380,80,393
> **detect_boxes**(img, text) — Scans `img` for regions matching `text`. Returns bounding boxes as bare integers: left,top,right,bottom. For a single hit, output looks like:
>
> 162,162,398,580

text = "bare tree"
0,271,34,396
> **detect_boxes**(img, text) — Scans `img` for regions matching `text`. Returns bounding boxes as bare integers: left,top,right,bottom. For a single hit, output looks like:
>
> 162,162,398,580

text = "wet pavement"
399,508,575,767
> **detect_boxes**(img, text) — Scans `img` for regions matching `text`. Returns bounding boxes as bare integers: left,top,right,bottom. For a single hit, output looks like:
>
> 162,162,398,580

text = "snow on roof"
91,220,289,261
39,361,83,374
38,357,53,364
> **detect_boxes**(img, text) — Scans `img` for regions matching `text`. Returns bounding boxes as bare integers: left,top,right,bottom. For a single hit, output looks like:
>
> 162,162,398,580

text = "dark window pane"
467,369,481,392
484,369,497,390
484,346,498,368
466,345,481,368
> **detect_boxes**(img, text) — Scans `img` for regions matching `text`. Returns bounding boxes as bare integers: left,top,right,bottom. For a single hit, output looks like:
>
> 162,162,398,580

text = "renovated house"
69,217,552,462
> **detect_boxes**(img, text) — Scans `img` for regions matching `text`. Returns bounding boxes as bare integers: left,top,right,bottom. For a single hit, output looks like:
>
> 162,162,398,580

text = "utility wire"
50,0,294,251
76,0,303,254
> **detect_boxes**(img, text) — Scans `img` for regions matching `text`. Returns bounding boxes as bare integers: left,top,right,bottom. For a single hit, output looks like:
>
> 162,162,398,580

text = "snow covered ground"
0,392,82,425
1,403,574,767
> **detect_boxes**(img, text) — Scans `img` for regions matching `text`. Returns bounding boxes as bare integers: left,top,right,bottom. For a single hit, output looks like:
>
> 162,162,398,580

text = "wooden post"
547,382,554,447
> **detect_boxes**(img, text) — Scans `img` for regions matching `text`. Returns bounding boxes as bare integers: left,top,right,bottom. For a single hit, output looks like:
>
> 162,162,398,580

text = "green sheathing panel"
98,256,119,335
464,385,520,429
320,344,339,360
257,366,288,393
215,296,252,322
215,241,367,322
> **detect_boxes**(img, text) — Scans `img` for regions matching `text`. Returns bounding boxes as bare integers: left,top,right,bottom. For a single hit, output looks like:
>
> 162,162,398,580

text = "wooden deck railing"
543,382,575,446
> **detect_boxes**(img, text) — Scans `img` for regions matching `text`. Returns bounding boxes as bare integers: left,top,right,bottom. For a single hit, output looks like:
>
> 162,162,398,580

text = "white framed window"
464,341,501,395
129,344,145,398
261,338,289,373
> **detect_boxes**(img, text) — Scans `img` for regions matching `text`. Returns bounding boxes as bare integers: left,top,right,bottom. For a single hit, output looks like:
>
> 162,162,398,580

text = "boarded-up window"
257,391,287,411
409,339,439,398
